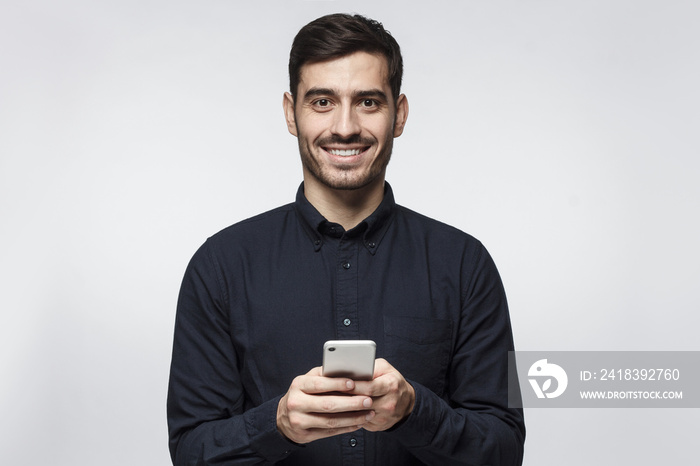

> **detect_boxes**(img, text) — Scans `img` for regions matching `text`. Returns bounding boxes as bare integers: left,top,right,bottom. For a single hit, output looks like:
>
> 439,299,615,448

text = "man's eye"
314,99,330,107
362,99,376,107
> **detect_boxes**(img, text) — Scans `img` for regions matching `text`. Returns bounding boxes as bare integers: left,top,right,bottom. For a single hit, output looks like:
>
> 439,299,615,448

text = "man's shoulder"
394,203,482,246
207,202,297,244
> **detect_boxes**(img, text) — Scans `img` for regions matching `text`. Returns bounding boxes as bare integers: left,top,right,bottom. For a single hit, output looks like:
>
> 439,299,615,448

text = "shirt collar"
294,182,396,255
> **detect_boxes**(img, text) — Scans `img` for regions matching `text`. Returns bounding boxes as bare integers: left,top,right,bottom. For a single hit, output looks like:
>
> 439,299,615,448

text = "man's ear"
283,92,298,137
393,94,409,137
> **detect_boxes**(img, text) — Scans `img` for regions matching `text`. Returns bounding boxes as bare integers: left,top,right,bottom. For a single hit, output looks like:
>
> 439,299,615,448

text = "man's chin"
320,179,372,191
313,171,380,191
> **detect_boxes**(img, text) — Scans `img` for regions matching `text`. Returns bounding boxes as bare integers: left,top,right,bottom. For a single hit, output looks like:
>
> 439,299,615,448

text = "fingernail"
346,380,354,389
365,411,375,421
363,398,372,408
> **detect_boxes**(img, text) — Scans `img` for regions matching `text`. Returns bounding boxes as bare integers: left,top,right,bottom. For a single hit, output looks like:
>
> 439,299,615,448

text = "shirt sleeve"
166,241,301,465
387,243,525,465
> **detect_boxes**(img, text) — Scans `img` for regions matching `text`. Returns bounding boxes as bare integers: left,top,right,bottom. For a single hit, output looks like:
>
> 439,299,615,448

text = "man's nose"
330,105,361,138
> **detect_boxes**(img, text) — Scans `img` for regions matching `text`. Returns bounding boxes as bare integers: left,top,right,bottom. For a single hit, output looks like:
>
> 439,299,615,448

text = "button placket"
335,237,359,339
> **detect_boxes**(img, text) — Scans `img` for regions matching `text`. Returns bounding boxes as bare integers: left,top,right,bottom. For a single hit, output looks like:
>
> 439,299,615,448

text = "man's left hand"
350,358,415,431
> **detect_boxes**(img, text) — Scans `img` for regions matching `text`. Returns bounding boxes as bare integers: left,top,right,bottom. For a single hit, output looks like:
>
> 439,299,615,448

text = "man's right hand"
276,366,375,444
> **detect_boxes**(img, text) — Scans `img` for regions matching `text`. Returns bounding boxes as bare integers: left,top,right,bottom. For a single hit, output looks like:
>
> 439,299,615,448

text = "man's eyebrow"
353,89,388,102
303,87,338,100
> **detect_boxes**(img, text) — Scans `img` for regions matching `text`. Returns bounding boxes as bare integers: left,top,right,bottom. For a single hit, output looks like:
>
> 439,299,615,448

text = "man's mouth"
323,146,370,157
327,148,363,156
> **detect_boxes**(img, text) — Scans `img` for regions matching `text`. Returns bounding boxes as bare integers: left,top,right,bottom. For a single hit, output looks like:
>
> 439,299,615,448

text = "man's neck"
302,175,385,231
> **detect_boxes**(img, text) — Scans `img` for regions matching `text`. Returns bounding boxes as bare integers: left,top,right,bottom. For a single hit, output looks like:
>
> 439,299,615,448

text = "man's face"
284,51,408,191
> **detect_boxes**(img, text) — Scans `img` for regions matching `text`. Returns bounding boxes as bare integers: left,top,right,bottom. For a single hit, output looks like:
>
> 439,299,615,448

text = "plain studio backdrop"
1,1,698,464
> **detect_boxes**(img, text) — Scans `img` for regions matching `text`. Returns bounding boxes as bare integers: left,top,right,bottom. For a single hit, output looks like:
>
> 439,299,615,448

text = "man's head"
288,13,403,103
284,14,408,194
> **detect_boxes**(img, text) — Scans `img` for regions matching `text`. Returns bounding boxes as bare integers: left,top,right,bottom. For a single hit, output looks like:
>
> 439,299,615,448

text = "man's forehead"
297,51,390,92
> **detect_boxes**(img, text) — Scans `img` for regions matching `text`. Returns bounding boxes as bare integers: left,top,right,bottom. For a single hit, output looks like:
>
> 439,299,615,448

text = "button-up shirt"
167,183,525,465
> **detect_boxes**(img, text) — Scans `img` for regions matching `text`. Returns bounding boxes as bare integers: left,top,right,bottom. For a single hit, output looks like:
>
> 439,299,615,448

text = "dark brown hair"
288,13,403,102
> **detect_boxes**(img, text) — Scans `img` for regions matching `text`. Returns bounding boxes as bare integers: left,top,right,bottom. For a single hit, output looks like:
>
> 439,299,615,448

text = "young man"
168,13,525,465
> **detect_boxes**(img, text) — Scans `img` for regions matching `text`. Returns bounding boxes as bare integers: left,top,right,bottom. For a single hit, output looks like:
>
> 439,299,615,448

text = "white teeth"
328,149,362,156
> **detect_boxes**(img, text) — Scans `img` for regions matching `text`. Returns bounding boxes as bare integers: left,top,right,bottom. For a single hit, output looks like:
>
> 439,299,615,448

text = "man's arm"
402,244,524,465
355,243,525,465
167,242,296,465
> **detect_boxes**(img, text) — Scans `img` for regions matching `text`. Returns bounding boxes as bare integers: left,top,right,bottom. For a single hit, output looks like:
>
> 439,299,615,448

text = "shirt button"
314,239,321,246
368,241,376,248
349,437,357,447
343,318,351,326
342,262,351,269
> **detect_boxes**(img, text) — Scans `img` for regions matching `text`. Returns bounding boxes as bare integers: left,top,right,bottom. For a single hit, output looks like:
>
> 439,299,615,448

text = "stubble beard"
298,134,394,191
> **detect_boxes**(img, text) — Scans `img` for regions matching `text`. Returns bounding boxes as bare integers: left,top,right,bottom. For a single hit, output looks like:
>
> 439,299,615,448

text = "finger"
372,358,391,377
348,359,394,396
347,379,386,397
350,375,393,397
353,400,398,432
304,394,373,414
297,374,356,395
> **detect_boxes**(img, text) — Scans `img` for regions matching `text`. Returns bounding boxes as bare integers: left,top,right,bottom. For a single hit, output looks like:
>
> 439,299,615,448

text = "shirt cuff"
386,381,440,448
244,395,303,462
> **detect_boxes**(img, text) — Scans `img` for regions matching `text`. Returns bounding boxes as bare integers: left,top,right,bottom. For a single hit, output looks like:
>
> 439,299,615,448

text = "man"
168,13,525,465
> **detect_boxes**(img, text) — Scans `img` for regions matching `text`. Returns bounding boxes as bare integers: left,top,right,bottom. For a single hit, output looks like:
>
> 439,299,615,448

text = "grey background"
1,0,698,464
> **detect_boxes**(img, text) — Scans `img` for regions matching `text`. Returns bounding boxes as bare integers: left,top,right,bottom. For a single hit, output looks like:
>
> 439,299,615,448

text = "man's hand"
277,367,375,444
351,358,415,432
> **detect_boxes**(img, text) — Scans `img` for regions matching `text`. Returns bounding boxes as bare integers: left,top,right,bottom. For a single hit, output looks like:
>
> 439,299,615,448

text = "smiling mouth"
324,146,370,157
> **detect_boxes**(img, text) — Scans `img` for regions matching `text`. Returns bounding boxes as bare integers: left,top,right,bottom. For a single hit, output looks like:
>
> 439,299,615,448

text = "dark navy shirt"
167,183,525,465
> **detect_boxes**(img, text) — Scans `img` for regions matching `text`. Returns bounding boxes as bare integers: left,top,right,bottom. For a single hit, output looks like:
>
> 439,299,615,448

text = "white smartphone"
322,340,376,381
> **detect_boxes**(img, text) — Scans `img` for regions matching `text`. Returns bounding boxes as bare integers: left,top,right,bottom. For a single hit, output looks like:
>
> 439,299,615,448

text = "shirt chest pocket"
383,316,454,396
